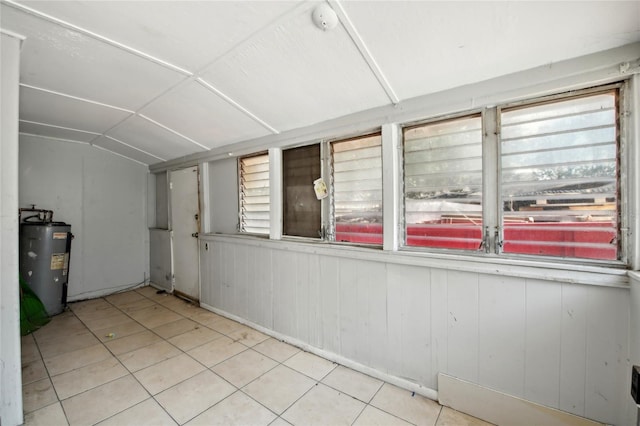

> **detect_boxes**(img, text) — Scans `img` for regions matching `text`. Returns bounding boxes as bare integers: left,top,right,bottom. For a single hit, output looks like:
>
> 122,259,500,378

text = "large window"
236,83,627,265
499,90,619,261
283,144,322,238
239,153,270,235
403,115,483,250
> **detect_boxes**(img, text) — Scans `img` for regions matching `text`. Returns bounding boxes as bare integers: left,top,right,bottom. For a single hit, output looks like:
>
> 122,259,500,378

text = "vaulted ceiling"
2,1,639,166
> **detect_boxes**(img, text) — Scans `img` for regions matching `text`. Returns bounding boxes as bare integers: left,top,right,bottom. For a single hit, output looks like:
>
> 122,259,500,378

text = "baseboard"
438,373,603,426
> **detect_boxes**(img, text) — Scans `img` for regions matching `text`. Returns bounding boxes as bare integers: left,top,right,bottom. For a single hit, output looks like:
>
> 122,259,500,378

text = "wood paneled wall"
200,236,630,425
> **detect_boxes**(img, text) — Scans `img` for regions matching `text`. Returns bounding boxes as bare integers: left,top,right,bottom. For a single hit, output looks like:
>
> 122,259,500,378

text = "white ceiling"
2,1,639,166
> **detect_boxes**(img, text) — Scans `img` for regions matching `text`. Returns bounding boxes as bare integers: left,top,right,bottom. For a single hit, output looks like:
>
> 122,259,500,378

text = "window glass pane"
500,92,618,261
332,134,382,244
239,153,269,234
403,116,483,250
283,144,321,238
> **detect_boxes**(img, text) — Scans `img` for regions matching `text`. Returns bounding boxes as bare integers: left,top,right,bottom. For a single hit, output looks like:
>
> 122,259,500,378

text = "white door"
170,166,200,302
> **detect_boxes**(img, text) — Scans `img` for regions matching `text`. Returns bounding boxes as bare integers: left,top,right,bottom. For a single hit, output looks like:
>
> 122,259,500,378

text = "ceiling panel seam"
20,83,135,114
173,2,310,136
196,78,279,134
138,114,208,151
3,0,192,76
19,120,101,136
92,144,149,167
7,0,290,155
19,132,88,145
328,0,399,105
103,135,166,162
18,130,162,166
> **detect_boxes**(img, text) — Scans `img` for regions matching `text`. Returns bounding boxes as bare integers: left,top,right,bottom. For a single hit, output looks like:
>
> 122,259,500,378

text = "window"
403,115,483,250
283,144,321,238
237,83,627,264
331,133,382,244
239,153,270,235
499,90,619,261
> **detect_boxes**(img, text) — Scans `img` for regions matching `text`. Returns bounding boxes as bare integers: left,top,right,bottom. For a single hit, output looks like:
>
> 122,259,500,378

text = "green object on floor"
20,275,50,336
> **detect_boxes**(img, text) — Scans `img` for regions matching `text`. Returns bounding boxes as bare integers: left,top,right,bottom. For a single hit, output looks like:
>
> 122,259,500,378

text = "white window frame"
238,152,270,236
496,84,624,265
396,82,629,266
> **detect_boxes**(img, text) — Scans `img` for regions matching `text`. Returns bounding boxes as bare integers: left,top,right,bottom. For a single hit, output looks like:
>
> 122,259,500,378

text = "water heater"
19,208,72,316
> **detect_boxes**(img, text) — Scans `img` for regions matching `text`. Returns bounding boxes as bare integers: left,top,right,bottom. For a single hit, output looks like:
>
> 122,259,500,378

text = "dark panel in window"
283,144,321,238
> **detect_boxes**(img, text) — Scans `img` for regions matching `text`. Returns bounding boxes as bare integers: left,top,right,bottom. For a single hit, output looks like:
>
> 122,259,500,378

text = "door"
170,166,200,302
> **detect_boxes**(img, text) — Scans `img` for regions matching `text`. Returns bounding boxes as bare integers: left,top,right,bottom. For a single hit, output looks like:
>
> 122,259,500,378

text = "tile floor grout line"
105,293,250,425
23,289,486,426
128,291,392,425
70,298,174,425
100,295,191,425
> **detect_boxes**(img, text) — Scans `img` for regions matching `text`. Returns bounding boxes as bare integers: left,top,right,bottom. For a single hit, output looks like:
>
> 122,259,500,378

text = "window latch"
494,228,503,253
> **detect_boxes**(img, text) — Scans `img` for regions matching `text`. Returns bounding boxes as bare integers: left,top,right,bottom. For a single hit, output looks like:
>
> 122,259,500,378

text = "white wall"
201,235,630,425
208,158,238,234
19,135,149,300
167,44,639,426
0,31,24,426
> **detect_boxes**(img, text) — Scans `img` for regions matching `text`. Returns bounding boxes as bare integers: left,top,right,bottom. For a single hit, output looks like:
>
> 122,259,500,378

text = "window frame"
496,83,625,266
396,82,628,266
233,81,631,268
399,110,485,254
238,151,271,236
329,131,384,246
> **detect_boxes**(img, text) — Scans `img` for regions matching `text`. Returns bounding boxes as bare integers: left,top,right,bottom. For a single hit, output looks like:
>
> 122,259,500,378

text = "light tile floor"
21,286,493,426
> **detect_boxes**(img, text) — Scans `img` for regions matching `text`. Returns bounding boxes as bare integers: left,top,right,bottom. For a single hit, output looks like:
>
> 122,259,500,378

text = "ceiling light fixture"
312,4,338,31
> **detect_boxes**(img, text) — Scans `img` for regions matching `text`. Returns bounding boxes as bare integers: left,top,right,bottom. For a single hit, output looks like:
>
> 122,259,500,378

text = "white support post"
269,147,283,240
482,107,499,254
199,161,211,234
0,31,24,426
382,123,400,251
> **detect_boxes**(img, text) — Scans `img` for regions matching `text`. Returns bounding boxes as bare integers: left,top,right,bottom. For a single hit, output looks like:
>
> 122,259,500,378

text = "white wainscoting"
199,235,630,425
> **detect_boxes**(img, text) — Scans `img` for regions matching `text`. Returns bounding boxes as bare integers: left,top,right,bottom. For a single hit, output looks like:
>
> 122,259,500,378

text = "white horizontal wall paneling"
340,258,387,368
524,279,562,409
245,244,273,329
198,235,631,425
430,268,449,387
272,248,298,339
319,254,341,355
583,285,630,425
199,240,211,304
446,270,480,383
233,243,249,320
365,260,388,373
306,253,322,349
293,252,313,345
220,240,235,314
560,282,589,417
478,274,526,398
386,263,431,387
